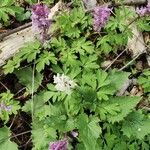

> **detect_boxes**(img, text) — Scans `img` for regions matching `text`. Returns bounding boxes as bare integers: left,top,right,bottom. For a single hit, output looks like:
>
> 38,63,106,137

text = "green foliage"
22,91,57,118
36,51,57,72
0,0,24,25
16,11,31,22
97,6,134,54
122,111,150,139
25,0,54,5
137,17,150,31
3,40,41,74
77,114,101,150
97,70,130,101
56,7,91,38
138,69,150,93
0,91,20,122
1,2,150,150
14,67,43,94
106,7,135,31
25,0,37,4
32,119,56,150
97,96,141,123
71,37,95,55
0,127,18,150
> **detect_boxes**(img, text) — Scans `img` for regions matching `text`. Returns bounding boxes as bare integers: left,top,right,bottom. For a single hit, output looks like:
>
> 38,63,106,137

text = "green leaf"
45,115,68,132
96,70,110,88
138,69,150,93
0,9,9,22
80,54,99,71
14,67,43,94
51,37,67,52
108,70,130,93
22,91,46,114
16,11,31,21
122,111,150,139
107,96,141,123
64,93,81,116
36,51,57,72
3,41,41,74
24,0,37,4
96,103,120,120
104,133,117,149
96,36,112,54
0,91,20,122
96,70,129,101
3,58,21,74
0,1,24,24
0,0,14,6
81,71,97,89
113,141,128,150
0,127,18,150
97,86,116,101
71,37,94,55
60,50,80,67
46,84,67,102
77,114,101,150
137,18,150,32
56,8,87,38
32,119,56,150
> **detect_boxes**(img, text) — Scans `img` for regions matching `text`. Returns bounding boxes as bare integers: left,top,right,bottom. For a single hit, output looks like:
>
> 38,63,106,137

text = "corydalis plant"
0,102,12,112
31,3,51,42
53,74,76,94
49,139,68,150
93,6,111,32
136,2,150,16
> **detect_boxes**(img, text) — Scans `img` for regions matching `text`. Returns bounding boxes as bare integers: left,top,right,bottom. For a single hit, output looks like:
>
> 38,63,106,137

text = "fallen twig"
105,48,127,71
119,52,143,71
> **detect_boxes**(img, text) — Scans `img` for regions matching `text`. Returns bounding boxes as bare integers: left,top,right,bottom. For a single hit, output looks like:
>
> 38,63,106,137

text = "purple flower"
5,105,12,112
136,7,147,16
49,139,68,150
136,3,150,16
147,3,150,13
31,3,51,42
0,103,12,112
93,6,112,32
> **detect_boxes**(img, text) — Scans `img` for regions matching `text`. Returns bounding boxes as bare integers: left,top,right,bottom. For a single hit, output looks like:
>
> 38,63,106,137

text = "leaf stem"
31,62,35,120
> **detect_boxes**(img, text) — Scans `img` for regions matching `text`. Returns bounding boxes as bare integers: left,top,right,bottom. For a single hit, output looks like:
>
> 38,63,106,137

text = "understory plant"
0,0,30,26
1,1,150,150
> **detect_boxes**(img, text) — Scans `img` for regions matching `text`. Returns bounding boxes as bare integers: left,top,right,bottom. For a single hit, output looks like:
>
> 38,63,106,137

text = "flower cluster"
93,6,111,32
70,131,78,138
0,102,12,112
49,139,68,150
136,3,150,16
31,3,51,42
53,74,76,94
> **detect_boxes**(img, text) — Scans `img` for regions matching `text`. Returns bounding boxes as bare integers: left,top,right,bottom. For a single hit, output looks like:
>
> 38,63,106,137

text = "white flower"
53,74,76,94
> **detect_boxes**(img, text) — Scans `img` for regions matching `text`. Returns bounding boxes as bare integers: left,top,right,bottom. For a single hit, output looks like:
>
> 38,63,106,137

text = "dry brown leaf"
126,7,146,57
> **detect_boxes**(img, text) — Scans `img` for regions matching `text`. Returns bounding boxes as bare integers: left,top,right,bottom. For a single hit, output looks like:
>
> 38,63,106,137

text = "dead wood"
0,1,62,67
0,0,148,68
0,22,32,42
114,0,146,5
